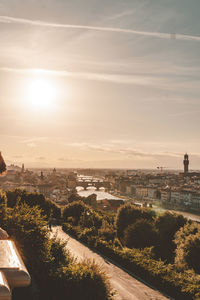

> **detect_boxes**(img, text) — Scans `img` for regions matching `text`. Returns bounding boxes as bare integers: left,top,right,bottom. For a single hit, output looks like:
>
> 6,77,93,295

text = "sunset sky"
0,0,200,169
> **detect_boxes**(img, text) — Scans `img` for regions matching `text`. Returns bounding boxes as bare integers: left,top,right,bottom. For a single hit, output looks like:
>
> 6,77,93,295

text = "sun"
27,78,57,110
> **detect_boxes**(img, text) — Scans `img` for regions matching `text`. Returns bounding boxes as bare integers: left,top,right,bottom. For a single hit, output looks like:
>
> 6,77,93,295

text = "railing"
0,240,31,299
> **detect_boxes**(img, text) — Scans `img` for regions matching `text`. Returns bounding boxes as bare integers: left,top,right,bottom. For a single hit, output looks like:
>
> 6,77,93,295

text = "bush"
0,190,8,223
124,219,157,249
6,189,61,219
50,259,114,300
174,221,200,246
98,220,116,242
2,200,113,300
79,210,102,229
175,223,200,273
62,214,200,299
63,201,87,224
78,227,97,243
115,203,153,241
154,211,187,262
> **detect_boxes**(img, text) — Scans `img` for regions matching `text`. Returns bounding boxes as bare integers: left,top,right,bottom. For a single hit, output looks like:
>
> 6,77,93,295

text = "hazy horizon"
1,0,200,169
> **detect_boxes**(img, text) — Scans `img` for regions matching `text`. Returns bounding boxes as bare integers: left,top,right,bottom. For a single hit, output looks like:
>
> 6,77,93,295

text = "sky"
0,0,200,169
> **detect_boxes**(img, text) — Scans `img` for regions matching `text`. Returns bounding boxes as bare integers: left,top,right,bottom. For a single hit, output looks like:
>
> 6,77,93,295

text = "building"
183,153,189,174
160,186,171,202
171,189,181,205
147,187,158,201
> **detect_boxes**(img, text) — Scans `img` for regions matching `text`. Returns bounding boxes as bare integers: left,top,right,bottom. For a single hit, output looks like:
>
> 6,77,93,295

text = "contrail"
0,15,200,42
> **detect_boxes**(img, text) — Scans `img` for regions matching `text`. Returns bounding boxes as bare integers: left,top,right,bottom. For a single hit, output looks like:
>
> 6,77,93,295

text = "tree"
115,204,153,241
0,190,8,225
84,194,97,208
0,152,6,174
63,201,87,224
6,189,61,219
68,192,82,203
174,222,200,273
154,211,187,261
79,209,102,229
124,219,158,249
174,221,200,247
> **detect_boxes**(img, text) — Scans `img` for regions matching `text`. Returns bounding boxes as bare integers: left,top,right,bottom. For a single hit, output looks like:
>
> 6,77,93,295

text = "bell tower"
183,153,189,174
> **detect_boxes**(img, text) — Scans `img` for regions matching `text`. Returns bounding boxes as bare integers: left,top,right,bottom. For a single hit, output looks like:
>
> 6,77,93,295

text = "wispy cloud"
1,66,199,93
0,66,164,87
36,156,46,160
69,142,184,160
106,10,134,21
0,15,200,42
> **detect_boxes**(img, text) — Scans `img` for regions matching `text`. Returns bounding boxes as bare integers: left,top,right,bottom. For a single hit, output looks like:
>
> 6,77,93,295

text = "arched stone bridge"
76,180,110,191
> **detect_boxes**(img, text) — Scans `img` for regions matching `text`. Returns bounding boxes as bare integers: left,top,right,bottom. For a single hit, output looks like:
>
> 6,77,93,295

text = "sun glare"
27,78,57,111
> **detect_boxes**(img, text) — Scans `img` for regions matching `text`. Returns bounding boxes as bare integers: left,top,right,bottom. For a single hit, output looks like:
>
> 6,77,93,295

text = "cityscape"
0,1,200,300
1,153,200,214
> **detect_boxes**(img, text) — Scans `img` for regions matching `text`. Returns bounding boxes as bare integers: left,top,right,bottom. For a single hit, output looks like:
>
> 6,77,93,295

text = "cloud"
36,156,46,160
57,157,69,161
0,66,161,87
106,10,134,21
0,15,200,42
1,66,196,92
69,142,185,160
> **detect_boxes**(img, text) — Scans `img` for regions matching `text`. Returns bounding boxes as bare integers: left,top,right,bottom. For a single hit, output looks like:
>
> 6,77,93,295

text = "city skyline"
0,0,200,169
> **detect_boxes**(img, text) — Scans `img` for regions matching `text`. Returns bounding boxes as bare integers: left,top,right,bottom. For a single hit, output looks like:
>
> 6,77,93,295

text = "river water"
77,187,123,201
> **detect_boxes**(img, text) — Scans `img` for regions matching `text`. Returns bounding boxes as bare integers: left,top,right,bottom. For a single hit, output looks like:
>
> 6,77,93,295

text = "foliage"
63,201,87,224
174,221,200,245
83,194,97,207
49,259,114,300
68,192,82,203
78,227,97,243
154,211,187,261
62,222,200,299
115,203,153,241
79,209,102,229
98,220,116,242
124,219,158,249
0,189,113,300
0,190,8,224
6,189,61,219
68,192,97,208
174,222,200,273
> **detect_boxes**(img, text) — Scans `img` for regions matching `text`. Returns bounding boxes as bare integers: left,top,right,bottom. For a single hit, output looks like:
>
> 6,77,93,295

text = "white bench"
0,240,31,299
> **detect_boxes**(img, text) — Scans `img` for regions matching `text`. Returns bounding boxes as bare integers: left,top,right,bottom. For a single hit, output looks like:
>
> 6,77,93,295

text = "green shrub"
154,211,187,262
49,259,114,300
98,220,116,242
124,219,157,248
78,227,97,243
6,189,61,219
2,201,113,300
63,201,87,224
115,203,153,241
174,221,200,272
79,209,102,229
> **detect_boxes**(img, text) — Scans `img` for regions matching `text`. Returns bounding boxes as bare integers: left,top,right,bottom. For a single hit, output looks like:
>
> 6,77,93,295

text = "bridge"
76,179,110,191
67,175,111,191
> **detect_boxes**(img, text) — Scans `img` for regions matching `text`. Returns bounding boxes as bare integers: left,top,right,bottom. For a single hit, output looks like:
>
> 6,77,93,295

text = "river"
77,187,123,201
